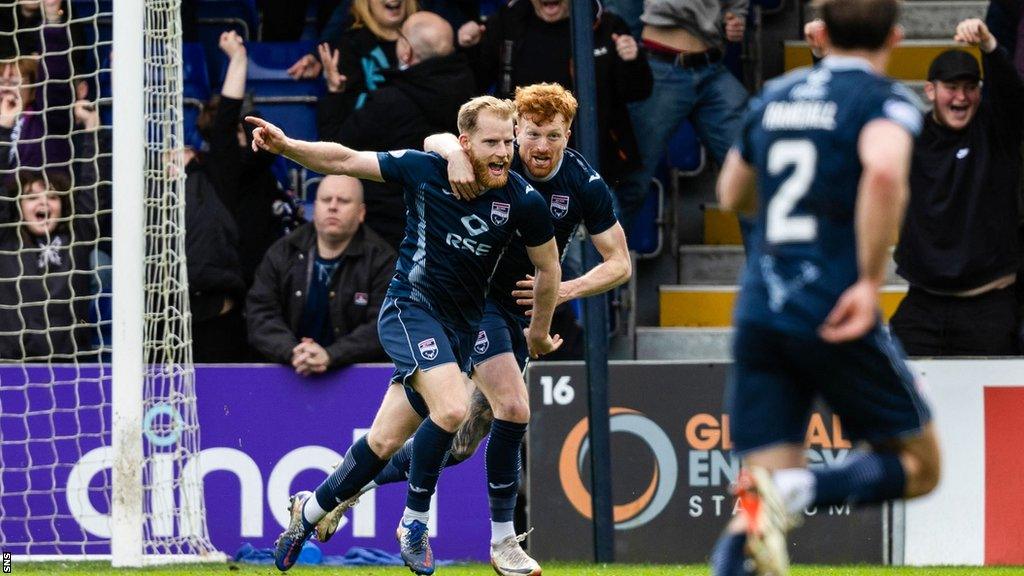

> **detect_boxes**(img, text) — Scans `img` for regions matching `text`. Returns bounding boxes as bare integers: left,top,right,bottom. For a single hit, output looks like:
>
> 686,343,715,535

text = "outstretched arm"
246,116,383,181
523,239,562,358
513,223,631,312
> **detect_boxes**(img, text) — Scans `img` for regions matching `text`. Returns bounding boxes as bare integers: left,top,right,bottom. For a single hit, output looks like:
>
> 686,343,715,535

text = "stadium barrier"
5,359,1022,564
528,359,1024,566
901,359,1024,566
527,362,885,564
1,365,488,561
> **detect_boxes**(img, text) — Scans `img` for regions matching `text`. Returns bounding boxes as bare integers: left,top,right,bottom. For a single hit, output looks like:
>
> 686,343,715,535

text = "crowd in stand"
2,0,1024,368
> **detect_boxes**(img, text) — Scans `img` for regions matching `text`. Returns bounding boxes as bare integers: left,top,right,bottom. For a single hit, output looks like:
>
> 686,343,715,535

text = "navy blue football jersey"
378,150,554,331
734,57,923,335
486,146,618,312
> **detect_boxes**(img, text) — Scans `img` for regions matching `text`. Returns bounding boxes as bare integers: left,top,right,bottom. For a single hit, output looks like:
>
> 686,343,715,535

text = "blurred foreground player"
246,95,562,575
314,83,631,576
712,1,941,574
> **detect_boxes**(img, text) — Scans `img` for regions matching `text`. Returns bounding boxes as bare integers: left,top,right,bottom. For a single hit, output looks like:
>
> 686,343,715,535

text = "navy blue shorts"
378,295,476,418
471,300,531,372
727,323,932,454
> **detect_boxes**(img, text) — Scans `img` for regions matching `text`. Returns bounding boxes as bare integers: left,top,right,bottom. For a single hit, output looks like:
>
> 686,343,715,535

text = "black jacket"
896,47,1024,293
469,0,653,184
0,128,110,361
320,53,477,248
316,27,398,134
326,53,477,150
184,159,247,322
205,96,298,288
246,223,396,367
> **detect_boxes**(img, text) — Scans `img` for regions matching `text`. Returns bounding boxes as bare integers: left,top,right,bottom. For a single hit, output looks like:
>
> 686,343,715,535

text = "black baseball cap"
928,49,981,83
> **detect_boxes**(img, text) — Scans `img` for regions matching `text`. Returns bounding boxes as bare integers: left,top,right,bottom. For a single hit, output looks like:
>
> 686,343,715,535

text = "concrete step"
899,1,988,39
805,1,988,40
659,284,908,327
636,327,732,361
785,40,980,80
679,245,907,286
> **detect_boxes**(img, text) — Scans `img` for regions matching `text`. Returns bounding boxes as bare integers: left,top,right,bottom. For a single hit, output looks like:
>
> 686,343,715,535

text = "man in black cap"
890,17,1024,356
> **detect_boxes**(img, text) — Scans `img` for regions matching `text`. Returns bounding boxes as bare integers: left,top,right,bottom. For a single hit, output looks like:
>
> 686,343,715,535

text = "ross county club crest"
550,195,570,219
491,202,510,226
418,338,438,361
474,330,489,355
354,292,369,306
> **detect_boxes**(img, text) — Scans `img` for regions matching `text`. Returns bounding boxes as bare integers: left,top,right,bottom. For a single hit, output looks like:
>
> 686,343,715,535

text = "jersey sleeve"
516,184,556,248
376,149,438,186
863,83,924,138
580,172,618,236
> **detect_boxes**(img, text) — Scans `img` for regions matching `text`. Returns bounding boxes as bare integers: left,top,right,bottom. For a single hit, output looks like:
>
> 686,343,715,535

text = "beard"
471,154,510,189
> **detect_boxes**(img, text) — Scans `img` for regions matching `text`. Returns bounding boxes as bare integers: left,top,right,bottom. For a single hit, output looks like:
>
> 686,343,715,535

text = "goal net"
0,0,219,564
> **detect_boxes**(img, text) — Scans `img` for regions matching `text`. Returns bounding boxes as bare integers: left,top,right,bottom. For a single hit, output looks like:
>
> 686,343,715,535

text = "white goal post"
0,0,221,566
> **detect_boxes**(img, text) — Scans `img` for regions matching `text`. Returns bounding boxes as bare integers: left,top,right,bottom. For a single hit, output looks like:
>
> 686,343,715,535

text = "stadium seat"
479,0,505,18
212,41,322,98
665,121,705,177
628,121,705,257
626,177,664,257
251,100,318,185
70,0,112,78
303,170,324,201
183,43,212,102
196,0,258,40
181,43,211,150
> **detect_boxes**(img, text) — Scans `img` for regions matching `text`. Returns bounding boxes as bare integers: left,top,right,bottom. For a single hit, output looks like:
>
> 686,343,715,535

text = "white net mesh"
0,0,216,560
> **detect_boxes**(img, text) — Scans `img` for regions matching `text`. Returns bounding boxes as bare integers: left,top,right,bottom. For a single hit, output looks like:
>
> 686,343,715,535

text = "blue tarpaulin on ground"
234,542,464,567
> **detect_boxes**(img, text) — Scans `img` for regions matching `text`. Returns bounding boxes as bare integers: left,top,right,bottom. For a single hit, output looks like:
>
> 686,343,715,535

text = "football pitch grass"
9,563,1024,575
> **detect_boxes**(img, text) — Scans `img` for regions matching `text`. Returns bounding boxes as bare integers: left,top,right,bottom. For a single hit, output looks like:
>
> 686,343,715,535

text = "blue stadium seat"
303,170,324,202
70,0,112,78
665,121,705,176
181,43,210,150
183,43,212,102
252,100,318,184
479,0,506,18
69,0,112,22
212,41,322,97
626,177,663,256
197,0,258,40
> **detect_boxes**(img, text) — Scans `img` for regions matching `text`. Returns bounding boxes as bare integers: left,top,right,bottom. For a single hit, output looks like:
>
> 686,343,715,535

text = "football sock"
402,507,430,527
772,468,815,515
812,451,906,506
490,520,516,545
374,439,414,486
406,417,454,513
311,435,387,523
486,419,527,524
373,436,468,487
710,531,753,576
301,493,327,529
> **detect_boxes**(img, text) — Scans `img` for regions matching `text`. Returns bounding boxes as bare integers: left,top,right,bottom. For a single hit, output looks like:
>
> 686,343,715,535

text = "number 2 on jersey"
766,139,817,244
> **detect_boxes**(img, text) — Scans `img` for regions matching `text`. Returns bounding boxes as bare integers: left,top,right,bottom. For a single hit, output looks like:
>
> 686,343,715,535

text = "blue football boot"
273,491,314,571
397,518,434,575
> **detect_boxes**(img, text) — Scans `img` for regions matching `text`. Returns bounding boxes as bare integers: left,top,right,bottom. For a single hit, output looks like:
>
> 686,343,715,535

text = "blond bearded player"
313,83,631,576
245,95,562,576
